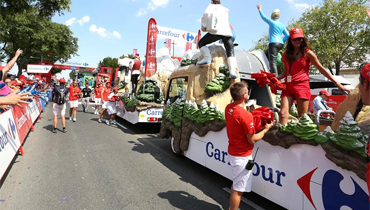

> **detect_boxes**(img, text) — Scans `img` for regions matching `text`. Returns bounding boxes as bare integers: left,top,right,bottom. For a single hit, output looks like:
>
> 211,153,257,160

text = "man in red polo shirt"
225,82,272,210
98,82,111,124
68,80,81,122
94,83,102,115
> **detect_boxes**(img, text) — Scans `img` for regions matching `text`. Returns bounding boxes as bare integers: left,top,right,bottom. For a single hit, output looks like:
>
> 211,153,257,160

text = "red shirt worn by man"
225,103,255,157
69,86,81,101
102,87,110,102
94,86,102,99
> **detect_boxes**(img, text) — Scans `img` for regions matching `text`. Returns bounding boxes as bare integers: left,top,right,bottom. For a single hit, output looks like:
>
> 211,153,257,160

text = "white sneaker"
98,119,102,123
69,117,72,121
111,120,117,125
106,120,110,125
73,118,76,122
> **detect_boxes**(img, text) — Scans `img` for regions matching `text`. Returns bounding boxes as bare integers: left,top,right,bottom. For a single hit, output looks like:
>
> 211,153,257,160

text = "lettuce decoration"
162,101,173,121
120,95,138,108
292,114,318,140
314,126,335,145
204,73,231,95
289,104,298,118
136,79,164,103
180,59,197,66
328,112,367,158
280,120,297,133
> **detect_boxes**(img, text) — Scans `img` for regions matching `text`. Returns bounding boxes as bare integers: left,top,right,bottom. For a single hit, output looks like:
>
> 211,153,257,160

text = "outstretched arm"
307,50,351,94
2,49,23,81
257,5,273,25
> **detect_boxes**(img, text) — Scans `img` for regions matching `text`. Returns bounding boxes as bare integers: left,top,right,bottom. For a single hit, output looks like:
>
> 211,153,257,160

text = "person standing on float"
277,28,350,125
256,4,289,74
198,0,238,79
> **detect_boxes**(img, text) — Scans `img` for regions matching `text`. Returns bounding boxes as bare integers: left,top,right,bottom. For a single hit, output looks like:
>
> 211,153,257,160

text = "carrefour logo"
298,168,368,210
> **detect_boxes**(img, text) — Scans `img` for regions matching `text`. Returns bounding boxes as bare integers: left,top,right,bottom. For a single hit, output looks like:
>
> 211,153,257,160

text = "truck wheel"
170,136,182,157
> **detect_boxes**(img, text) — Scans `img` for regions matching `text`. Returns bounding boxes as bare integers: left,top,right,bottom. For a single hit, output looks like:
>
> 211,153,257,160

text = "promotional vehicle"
160,48,368,210
116,100,162,124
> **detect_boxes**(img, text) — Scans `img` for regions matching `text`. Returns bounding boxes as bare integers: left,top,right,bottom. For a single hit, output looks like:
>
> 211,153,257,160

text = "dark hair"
212,0,221,4
230,81,248,101
285,37,311,65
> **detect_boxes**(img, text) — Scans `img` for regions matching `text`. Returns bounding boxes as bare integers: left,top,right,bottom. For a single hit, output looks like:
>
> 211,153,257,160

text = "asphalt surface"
0,104,267,210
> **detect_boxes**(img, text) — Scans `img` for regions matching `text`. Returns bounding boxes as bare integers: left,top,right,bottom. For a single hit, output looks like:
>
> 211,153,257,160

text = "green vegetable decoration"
136,79,164,103
289,104,298,118
275,95,281,108
328,111,367,158
204,73,231,95
163,101,173,121
280,120,297,133
196,100,210,124
121,95,138,108
218,64,230,77
314,126,334,145
180,59,198,66
170,99,185,127
292,114,318,140
215,106,225,121
206,102,218,121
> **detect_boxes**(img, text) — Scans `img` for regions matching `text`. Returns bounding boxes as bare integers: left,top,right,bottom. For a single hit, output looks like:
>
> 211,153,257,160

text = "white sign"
157,26,197,43
0,110,21,181
28,100,40,123
27,64,53,74
185,128,368,210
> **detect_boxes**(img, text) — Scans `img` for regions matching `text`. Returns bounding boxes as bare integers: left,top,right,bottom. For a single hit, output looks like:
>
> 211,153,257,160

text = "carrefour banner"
157,26,197,43
0,110,21,181
28,100,40,123
145,18,158,78
12,104,33,144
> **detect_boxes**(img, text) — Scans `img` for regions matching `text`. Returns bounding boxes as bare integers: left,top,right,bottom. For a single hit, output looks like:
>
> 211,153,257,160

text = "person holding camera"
225,82,272,210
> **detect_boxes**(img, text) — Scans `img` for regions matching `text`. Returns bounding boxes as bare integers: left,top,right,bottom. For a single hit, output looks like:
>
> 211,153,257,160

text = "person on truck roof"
197,0,238,79
225,82,272,210
277,28,351,125
256,4,289,74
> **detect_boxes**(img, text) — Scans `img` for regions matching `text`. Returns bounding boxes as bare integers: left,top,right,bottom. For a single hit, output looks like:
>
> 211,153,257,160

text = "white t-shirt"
107,93,118,107
313,95,330,114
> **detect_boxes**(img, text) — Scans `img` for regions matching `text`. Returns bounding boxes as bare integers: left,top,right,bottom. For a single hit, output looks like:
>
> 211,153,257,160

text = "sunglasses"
292,38,303,41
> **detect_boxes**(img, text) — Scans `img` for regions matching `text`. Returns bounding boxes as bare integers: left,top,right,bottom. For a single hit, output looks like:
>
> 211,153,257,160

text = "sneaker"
73,118,76,122
62,127,67,133
98,119,102,123
52,128,57,133
111,120,117,125
105,120,110,125
69,117,72,121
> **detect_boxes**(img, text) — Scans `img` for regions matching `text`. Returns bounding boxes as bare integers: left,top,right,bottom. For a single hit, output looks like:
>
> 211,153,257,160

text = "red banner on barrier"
309,95,347,113
145,18,158,77
11,105,33,144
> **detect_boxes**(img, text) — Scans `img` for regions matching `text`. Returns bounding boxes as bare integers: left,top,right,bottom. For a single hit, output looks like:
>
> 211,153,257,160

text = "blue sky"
48,0,325,69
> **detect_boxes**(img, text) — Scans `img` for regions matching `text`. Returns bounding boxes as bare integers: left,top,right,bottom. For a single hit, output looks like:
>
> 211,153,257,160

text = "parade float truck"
160,45,368,210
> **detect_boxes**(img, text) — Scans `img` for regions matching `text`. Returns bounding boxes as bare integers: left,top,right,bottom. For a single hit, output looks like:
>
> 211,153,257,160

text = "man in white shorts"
52,78,68,133
225,82,272,210
106,86,119,125
94,83,102,115
68,80,81,122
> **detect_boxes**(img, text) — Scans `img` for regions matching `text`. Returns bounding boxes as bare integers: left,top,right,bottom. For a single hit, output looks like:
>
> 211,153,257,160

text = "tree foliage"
98,57,119,78
0,0,77,76
296,0,370,75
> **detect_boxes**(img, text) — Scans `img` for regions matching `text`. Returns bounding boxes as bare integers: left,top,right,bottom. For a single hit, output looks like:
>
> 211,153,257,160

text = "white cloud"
285,0,312,12
136,0,169,17
65,16,90,26
89,24,122,39
65,18,77,26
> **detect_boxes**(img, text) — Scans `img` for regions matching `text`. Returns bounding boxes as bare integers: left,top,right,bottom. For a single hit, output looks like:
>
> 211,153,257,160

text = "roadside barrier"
0,97,48,181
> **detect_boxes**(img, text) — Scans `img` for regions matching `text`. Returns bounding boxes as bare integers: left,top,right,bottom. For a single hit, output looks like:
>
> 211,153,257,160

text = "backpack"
54,86,66,105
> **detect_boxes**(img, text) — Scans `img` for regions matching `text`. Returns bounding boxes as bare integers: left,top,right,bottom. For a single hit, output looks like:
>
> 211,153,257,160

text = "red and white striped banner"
145,18,158,78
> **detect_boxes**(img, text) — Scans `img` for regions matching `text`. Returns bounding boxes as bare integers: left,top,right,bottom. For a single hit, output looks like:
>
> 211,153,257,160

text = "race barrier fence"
0,97,48,182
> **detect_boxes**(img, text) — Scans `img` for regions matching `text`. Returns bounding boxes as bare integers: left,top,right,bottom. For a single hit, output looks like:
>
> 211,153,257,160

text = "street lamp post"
164,40,176,56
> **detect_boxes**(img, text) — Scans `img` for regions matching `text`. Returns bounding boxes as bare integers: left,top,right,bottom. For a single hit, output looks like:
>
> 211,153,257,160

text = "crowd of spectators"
0,49,49,111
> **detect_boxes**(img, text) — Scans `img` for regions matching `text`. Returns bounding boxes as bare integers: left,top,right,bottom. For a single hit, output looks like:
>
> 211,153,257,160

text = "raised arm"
257,5,273,25
2,49,23,81
307,50,351,94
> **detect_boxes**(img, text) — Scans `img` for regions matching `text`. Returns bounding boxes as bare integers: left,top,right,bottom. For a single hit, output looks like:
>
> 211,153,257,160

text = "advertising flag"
145,18,158,77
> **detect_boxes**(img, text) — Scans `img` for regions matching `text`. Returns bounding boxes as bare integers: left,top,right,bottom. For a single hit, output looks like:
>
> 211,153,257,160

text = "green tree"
250,34,269,52
0,0,77,76
295,0,370,75
69,70,77,81
98,57,119,78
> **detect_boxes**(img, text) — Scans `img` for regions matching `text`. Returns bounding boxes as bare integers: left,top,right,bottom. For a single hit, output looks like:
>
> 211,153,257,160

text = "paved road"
0,104,273,210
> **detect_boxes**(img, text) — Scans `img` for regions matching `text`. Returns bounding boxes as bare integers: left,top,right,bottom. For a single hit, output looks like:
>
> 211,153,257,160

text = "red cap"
319,90,330,97
290,28,305,39
361,63,370,82
59,78,66,84
113,86,118,90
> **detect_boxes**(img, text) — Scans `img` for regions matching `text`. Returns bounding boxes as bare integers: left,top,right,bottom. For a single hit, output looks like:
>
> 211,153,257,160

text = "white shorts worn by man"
69,100,79,108
53,103,66,116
